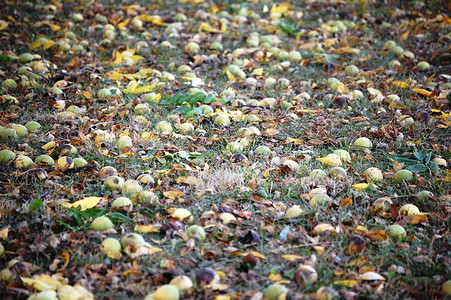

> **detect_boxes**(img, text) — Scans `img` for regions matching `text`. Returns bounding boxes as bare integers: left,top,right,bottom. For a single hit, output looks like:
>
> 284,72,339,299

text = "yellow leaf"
42,21,60,32
199,22,220,33
398,30,410,43
0,227,9,239
133,84,156,93
117,18,130,29
286,137,304,145
113,50,122,64
268,273,282,281
352,183,369,190
243,251,266,259
359,271,386,281
392,81,410,89
124,81,139,94
82,91,92,99
265,128,279,136
412,88,432,97
134,225,159,233
220,21,227,33
29,39,46,50
281,254,304,262
333,279,359,287
0,20,8,31
110,71,124,81
42,141,56,150
367,87,382,96
43,39,54,50
226,70,237,82
270,2,293,14
337,83,349,93
21,274,64,291
163,190,185,200
316,154,342,167
253,68,264,76
176,176,204,185
62,196,102,211
131,55,144,63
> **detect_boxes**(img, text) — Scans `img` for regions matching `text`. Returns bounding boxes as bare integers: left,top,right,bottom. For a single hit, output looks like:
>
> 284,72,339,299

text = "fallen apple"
156,121,173,133
100,238,121,256
172,208,192,221
0,150,16,165
91,216,114,231
264,283,288,300
214,114,231,126
112,196,133,208
15,155,34,169
309,169,327,180
285,205,304,218
122,180,143,197
398,204,420,216
393,169,414,182
370,197,392,213
363,167,383,182
295,265,317,285
353,137,372,150
169,275,193,292
345,65,359,76
333,149,351,163
24,121,41,132
219,212,236,224
386,224,406,240
310,193,331,207
120,233,145,248
328,167,347,180
442,280,451,295
186,225,206,242
104,175,125,191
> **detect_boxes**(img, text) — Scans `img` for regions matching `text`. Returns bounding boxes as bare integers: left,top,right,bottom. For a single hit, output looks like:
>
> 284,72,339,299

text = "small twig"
26,68,52,83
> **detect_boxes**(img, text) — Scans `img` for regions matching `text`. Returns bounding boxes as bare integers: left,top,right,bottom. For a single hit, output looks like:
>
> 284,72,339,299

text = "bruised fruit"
328,167,347,180
370,197,392,213
104,176,125,191
295,265,317,285
0,150,16,165
99,166,117,179
15,155,33,169
55,156,74,171
120,233,145,248
91,216,114,231
122,180,143,197
363,167,383,182
399,204,420,216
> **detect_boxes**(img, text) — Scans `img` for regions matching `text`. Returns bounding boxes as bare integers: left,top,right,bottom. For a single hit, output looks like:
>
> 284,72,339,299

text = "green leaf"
204,94,216,104
405,164,426,173
107,212,132,223
29,198,42,213
0,54,12,62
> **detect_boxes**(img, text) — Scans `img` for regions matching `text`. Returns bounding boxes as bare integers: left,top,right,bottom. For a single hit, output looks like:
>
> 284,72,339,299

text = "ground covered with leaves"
0,0,450,299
